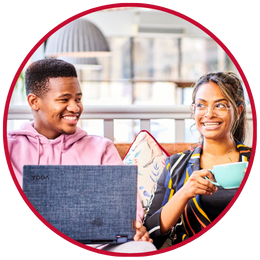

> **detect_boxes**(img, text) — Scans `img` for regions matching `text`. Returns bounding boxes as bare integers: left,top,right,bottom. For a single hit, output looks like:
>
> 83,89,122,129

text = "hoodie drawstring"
59,135,65,165
37,134,64,165
36,136,41,165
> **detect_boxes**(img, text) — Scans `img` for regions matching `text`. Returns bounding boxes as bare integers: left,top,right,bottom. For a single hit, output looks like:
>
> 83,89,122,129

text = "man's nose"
67,101,80,113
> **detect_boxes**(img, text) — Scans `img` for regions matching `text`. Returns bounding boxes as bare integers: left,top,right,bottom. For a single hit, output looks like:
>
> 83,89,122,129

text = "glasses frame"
190,102,232,118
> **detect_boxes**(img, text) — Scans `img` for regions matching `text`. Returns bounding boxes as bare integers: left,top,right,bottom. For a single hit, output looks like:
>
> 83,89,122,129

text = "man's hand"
133,221,153,243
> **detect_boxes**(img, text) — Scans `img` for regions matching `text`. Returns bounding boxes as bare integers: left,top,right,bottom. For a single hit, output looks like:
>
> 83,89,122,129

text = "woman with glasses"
143,72,251,249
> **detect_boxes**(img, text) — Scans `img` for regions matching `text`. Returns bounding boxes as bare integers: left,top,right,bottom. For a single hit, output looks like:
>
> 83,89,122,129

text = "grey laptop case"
22,165,137,244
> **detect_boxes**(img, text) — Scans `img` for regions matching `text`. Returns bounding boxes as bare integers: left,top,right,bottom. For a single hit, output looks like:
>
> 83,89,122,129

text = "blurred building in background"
8,7,252,145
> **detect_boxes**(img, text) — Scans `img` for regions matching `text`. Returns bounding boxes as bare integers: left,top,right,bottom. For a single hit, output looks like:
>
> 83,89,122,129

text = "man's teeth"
64,116,77,120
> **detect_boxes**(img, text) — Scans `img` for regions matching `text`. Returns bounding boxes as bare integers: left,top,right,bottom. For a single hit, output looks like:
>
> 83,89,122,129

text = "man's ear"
27,93,40,111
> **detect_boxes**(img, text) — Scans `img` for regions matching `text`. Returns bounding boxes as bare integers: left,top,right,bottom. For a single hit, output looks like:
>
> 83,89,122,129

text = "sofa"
114,142,197,159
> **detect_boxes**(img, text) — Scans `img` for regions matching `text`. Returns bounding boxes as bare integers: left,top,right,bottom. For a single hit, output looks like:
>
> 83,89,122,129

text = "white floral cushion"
123,131,170,211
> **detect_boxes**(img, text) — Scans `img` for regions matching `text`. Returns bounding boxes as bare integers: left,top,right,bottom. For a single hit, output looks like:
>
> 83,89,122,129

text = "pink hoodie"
8,122,143,221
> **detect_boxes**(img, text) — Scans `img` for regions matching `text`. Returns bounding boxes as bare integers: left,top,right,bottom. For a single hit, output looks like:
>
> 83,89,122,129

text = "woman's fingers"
196,169,214,180
190,170,217,192
188,181,216,196
205,170,216,182
196,184,216,195
182,169,218,199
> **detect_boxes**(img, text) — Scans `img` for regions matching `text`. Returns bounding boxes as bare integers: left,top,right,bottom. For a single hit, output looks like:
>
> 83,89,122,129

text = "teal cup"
206,161,248,189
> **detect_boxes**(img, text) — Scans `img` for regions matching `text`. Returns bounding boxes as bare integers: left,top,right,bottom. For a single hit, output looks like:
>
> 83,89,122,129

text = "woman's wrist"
160,188,190,234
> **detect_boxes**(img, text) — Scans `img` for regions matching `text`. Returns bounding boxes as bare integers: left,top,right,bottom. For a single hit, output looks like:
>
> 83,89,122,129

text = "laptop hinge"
116,235,128,243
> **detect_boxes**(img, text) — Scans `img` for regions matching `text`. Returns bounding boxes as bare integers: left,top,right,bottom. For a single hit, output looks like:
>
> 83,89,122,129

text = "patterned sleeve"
143,155,181,249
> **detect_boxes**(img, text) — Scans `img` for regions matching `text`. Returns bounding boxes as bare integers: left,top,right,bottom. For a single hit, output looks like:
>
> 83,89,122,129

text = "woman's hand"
181,169,218,199
133,221,153,243
160,169,218,234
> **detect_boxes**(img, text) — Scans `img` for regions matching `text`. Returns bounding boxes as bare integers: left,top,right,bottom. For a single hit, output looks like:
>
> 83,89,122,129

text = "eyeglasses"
190,102,232,118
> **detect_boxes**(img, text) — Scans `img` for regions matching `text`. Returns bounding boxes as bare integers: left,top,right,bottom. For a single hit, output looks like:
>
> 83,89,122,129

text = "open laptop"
22,165,137,244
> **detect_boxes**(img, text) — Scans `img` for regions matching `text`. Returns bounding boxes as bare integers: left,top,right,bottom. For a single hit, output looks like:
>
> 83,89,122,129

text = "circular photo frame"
0,0,259,259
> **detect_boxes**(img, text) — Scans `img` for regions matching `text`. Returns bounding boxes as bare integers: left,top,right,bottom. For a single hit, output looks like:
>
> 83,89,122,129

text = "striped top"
143,141,251,249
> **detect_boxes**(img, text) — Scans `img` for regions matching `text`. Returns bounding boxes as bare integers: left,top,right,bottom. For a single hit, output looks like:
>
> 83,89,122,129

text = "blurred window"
10,35,236,143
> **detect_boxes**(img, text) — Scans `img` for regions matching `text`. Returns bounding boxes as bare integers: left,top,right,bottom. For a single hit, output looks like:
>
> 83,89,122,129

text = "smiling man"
7,59,156,253
30,77,83,139
31,77,83,137
8,59,124,186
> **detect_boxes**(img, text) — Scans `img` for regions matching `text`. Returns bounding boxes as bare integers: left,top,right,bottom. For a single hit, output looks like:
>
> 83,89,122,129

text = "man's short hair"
25,58,78,97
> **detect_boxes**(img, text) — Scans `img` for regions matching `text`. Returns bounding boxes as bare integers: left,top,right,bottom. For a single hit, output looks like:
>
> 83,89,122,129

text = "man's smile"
62,114,79,124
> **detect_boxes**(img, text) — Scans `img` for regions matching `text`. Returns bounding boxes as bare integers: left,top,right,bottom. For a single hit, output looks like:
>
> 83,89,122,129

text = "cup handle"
205,170,220,186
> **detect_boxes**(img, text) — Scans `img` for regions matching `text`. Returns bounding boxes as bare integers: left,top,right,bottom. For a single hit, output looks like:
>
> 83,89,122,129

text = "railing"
7,105,253,144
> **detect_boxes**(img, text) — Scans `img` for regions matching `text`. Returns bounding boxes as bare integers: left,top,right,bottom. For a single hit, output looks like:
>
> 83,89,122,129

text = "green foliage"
14,70,25,95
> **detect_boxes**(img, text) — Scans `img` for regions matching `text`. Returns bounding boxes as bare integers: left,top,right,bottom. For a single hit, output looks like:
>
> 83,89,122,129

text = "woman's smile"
201,121,222,130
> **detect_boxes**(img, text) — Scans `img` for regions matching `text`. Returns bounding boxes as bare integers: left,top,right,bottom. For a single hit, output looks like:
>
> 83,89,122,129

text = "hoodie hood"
8,122,87,147
8,122,88,166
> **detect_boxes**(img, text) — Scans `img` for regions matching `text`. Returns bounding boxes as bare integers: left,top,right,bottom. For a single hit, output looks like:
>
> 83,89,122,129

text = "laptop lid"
22,165,137,244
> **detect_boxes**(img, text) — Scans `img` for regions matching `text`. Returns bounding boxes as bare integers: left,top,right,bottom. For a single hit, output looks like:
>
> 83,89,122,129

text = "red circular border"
3,2,257,257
